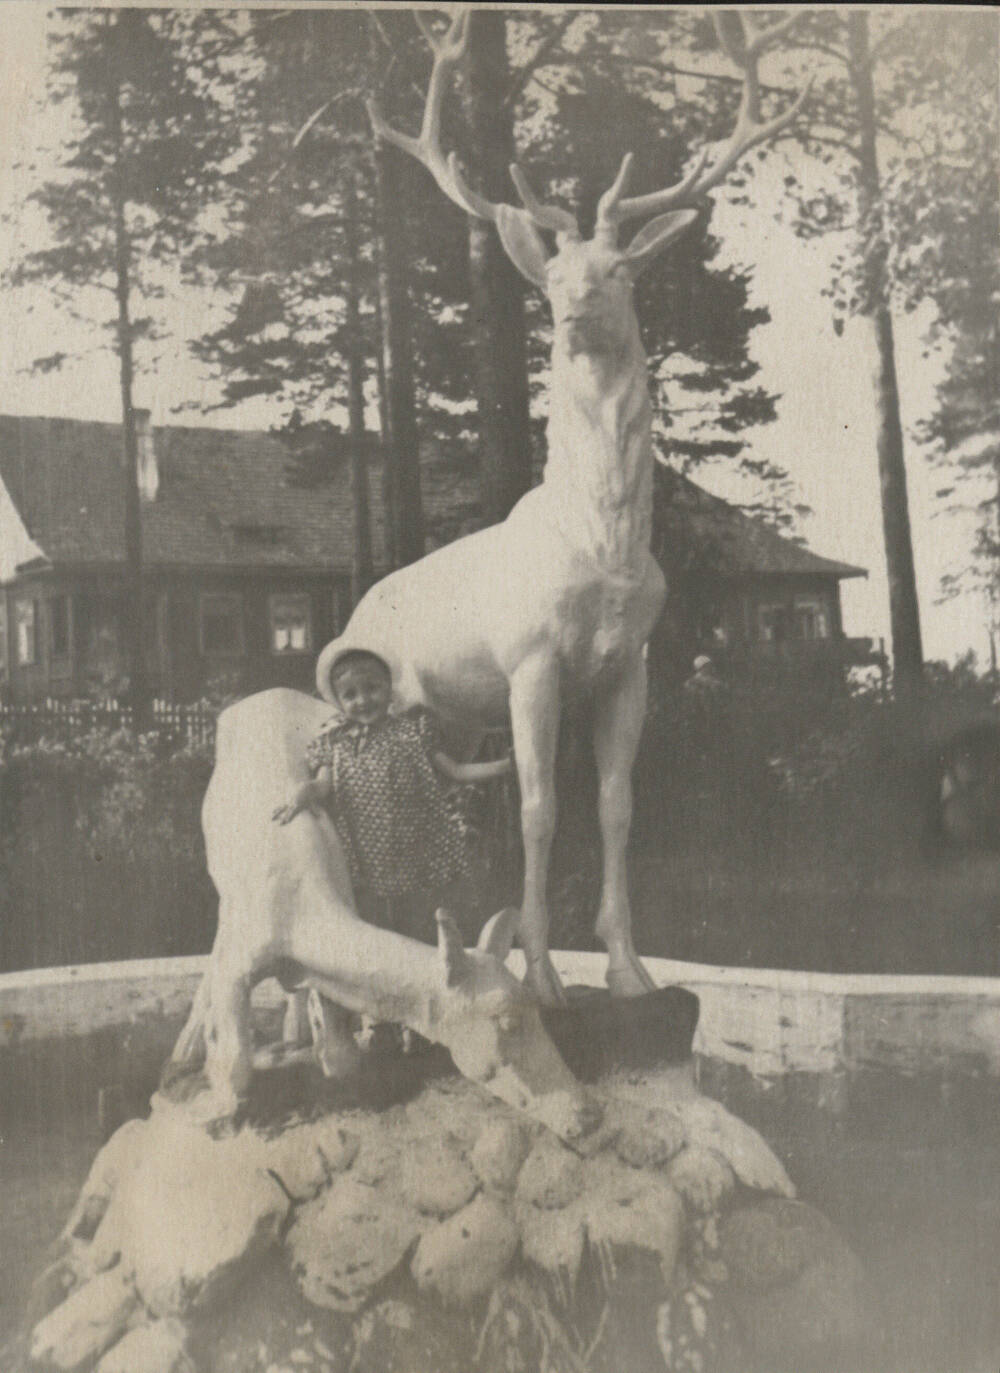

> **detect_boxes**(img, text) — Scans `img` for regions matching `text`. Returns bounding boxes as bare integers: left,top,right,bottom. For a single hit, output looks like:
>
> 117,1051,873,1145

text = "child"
272,648,511,939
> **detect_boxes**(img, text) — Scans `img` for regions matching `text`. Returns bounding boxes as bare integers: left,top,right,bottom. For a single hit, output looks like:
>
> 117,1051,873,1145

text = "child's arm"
272,767,333,824
433,749,513,784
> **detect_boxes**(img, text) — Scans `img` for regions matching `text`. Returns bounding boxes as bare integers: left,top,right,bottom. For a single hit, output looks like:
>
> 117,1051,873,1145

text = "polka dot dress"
306,707,472,899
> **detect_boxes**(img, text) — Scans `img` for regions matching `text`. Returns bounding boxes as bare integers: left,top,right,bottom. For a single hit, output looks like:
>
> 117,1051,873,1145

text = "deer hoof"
605,950,657,998
523,951,568,1008
314,1037,363,1080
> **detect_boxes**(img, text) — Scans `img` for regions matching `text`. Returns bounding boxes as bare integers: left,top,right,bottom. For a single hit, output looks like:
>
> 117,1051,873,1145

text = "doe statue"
166,689,601,1142
316,8,809,1005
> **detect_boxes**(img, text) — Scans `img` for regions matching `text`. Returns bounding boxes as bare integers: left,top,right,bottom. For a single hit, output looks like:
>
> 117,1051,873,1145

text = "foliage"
890,15,1000,608
7,8,236,362
542,650,1000,973
190,8,799,527
779,11,999,624
0,725,216,970
189,9,468,439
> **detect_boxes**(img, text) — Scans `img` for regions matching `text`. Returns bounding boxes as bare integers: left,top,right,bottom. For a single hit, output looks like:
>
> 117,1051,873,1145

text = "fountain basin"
3,951,1000,1107
2,954,999,1372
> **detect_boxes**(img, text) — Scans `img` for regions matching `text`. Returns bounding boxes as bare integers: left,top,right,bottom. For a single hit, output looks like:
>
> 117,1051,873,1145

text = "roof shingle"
655,465,866,580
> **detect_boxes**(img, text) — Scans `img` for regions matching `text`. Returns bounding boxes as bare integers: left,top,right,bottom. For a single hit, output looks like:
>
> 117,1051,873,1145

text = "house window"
794,598,830,640
757,603,791,643
16,599,38,665
50,594,71,658
199,592,244,658
269,594,312,655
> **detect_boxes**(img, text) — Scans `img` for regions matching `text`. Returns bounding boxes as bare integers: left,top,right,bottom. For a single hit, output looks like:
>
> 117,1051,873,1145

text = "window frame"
50,593,71,660
198,591,245,659
793,596,831,641
757,601,791,644
15,597,38,666
267,592,314,657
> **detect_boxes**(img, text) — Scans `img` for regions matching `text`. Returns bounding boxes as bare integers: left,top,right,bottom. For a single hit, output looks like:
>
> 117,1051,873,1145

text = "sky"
0,3,991,667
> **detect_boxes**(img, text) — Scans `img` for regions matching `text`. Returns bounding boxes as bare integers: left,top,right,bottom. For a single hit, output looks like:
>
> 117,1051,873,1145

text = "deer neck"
293,902,446,1035
542,328,654,572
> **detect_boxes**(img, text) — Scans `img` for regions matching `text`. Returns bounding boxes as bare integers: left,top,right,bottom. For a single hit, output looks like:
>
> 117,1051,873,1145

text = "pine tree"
7,8,235,719
886,13,1000,635
771,10,944,692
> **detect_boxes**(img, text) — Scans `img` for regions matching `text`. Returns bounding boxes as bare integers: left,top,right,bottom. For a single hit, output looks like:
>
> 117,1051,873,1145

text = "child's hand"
272,789,314,825
272,799,302,825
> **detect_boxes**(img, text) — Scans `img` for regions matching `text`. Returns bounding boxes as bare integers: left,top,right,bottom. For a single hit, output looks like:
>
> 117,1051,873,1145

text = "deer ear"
436,909,470,987
476,907,519,962
494,205,551,287
621,208,699,276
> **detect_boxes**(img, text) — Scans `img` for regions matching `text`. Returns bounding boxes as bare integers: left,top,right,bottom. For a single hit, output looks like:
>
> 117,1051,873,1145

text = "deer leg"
169,967,211,1067
305,987,363,1078
593,655,656,997
201,941,254,1116
509,656,565,1007
282,988,312,1047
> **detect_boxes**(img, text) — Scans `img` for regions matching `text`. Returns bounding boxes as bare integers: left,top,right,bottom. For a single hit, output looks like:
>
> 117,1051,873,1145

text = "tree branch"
799,131,855,153
868,21,909,67
504,13,577,110
580,53,800,101
792,38,849,67
525,71,565,102
367,11,429,108
194,10,298,65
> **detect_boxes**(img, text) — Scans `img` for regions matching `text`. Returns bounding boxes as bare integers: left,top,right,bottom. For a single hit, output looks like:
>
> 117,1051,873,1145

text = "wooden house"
652,466,884,687
0,413,880,704
0,414,374,703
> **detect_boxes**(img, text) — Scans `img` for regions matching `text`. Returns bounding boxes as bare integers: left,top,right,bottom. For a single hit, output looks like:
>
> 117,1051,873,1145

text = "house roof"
654,464,867,581
0,414,395,575
0,411,475,573
0,413,866,582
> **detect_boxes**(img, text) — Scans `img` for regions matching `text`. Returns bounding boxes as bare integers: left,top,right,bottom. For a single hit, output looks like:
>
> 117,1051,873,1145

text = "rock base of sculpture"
15,1043,871,1373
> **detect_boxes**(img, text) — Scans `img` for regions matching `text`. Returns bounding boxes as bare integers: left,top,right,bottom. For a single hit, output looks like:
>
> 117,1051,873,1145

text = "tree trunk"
848,11,924,695
368,16,424,570
107,18,149,726
371,280,391,546
371,161,397,573
371,139,424,568
342,161,375,606
465,10,533,526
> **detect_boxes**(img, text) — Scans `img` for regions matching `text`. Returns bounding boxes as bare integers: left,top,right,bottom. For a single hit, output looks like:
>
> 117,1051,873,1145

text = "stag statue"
315,8,808,1005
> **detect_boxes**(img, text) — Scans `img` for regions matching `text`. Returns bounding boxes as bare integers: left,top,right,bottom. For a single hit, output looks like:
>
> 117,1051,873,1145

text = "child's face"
333,662,392,725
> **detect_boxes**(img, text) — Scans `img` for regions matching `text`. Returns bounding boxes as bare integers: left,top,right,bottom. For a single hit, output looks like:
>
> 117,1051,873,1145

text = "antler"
367,7,579,241
595,10,812,237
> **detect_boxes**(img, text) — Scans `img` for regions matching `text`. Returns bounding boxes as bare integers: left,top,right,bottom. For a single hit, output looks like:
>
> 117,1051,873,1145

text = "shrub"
0,725,217,971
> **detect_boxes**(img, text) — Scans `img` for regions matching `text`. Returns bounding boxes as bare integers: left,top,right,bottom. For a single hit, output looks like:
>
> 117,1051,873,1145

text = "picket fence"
0,697,217,747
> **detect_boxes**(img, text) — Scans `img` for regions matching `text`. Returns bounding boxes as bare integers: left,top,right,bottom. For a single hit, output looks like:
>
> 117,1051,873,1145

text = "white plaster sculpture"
316,8,809,1005
166,688,601,1142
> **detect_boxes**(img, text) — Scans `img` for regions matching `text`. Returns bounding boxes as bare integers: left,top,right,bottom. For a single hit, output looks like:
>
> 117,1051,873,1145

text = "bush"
0,725,217,971
546,667,1000,972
